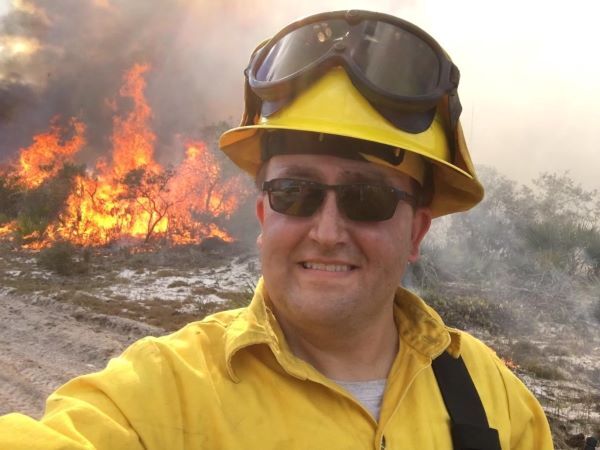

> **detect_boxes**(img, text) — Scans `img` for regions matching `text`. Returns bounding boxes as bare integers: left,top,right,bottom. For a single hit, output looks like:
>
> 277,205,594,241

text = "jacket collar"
224,277,461,382
393,287,462,359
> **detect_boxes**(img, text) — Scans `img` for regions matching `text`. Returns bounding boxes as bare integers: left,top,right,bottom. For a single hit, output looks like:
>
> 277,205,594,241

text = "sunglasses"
262,178,417,222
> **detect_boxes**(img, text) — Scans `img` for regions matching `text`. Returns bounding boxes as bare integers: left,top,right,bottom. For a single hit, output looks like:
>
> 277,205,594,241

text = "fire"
16,119,86,189
0,222,16,240
3,63,249,248
501,357,520,372
111,64,159,178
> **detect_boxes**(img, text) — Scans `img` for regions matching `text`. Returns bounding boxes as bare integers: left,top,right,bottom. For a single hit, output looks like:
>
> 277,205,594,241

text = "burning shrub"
0,173,22,224
0,64,251,249
15,163,84,239
37,241,89,275
15,118,86,190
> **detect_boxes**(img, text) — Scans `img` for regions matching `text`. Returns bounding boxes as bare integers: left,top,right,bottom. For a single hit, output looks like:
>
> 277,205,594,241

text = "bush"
0,174,22,222
16,163,84,239
38,241,89,275
422,291,515,334
594,299,600,325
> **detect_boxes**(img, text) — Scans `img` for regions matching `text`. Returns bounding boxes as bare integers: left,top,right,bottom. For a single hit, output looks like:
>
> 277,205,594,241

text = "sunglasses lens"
265,179,401,221
339,185,398,221
268,179,324,217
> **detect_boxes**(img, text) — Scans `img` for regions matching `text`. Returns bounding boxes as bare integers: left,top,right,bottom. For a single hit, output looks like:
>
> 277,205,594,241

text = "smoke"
0,0,250,164
0,0,422,165
1,0,598,189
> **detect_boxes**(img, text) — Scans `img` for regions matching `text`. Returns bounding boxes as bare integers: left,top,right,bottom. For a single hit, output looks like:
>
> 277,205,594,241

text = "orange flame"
501,357,520,372
16,118,86,189
0,222,16,240
11,63,251,248
110,63,159,178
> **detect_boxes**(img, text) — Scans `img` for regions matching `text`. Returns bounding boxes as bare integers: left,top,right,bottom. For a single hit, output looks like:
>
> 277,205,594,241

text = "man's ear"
255,196,265,251
256,195,265,226
408,207,432,263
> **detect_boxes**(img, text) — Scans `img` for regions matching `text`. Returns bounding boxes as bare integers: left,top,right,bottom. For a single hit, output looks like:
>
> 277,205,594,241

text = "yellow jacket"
0,279,553,449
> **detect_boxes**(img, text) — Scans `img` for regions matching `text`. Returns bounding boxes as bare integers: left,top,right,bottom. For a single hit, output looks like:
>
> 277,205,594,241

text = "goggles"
262,178,417,222
245,10,462,134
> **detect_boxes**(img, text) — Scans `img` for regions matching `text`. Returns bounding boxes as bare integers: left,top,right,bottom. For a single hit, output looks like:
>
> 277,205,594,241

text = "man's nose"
307,191,349,247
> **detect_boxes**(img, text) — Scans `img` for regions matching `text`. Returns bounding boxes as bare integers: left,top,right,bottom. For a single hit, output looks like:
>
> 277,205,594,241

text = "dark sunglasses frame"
262,178,417,222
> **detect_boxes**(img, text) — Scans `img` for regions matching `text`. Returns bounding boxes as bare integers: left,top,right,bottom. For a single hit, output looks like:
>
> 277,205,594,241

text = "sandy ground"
0,247,598,447
0,291,163,418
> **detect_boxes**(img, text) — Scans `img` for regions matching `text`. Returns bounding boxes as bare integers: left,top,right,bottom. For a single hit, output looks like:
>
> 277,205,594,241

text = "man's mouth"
301,262,355,272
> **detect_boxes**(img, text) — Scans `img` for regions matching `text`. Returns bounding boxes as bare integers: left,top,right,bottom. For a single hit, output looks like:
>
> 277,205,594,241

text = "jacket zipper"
380,435,386,449
378,362,430,449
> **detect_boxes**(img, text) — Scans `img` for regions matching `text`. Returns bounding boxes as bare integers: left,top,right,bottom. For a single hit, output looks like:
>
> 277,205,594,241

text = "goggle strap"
241,78,261,126
437,92,461,166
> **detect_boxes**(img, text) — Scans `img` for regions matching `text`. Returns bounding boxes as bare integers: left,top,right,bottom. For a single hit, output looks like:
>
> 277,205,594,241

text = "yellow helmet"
219,65,483,218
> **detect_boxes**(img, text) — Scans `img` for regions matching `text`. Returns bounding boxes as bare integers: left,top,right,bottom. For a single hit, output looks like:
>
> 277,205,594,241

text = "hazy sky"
1,0,598,192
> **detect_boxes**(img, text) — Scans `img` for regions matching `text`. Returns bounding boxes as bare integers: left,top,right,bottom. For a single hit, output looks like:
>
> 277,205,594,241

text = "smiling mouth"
301,262,356,272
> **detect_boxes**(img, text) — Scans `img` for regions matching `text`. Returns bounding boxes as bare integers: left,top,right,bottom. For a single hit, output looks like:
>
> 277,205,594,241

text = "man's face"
255,153,431,333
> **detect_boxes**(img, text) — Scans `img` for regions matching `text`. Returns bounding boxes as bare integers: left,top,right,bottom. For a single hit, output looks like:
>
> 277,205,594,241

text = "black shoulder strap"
432,351,502,450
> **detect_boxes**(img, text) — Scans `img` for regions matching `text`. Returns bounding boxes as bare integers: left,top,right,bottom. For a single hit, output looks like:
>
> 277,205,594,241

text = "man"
0,10,553,449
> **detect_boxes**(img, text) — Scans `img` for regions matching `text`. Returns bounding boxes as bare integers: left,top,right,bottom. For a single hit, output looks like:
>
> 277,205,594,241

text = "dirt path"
0,291,163,418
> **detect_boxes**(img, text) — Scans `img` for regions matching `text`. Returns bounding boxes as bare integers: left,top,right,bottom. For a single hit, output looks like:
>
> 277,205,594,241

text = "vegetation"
0,163,85,241
421,291,515,334
37,241,90,275
2,160,600,444
0,173,21,224
411,167,600,327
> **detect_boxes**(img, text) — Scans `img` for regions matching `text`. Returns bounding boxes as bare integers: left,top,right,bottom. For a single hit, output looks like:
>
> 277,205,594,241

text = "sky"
0,0,599,192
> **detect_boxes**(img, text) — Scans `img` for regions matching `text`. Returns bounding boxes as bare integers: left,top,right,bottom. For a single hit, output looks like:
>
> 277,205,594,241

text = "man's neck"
275,306,399,381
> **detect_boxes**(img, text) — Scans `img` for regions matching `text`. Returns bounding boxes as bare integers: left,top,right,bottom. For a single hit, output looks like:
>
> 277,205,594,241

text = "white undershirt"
335,379,387,420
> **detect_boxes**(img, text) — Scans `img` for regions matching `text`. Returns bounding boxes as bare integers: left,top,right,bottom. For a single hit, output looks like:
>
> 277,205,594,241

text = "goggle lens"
255,18,441,97
263,178,415,222
256,19,349,82
355,21,439,96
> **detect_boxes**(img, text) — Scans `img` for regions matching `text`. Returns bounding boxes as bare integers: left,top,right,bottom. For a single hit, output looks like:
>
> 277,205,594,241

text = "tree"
16,163,84,238
120,167,177,243
0,172,22,224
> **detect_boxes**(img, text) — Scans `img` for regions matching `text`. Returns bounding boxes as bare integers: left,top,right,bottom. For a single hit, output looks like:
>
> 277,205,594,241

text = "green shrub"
509,340,540,360
594,299,600,324
15,163,84,241
38,241,89,275
519,361,567,381
0,174,22,222
422,292,514,334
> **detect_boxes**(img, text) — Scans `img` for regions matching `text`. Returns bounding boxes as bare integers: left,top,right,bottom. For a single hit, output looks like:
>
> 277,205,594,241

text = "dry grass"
0,245,255,331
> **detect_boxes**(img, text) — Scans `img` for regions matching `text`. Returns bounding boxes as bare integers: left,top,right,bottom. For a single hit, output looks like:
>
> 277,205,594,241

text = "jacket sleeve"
0,338,177,450
494,358,554,450
459,331,554,450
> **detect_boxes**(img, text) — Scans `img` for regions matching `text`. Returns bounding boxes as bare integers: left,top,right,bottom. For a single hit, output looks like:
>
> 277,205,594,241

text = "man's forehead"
265,154,411,185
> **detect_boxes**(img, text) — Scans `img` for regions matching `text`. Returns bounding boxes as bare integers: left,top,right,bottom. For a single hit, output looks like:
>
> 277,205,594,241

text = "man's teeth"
302,262,352,272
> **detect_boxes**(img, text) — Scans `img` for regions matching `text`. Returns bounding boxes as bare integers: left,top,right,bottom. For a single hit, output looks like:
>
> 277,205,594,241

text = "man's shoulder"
159,306,246,340
447,328,536,405
445,327,505,376
118,307,249,366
